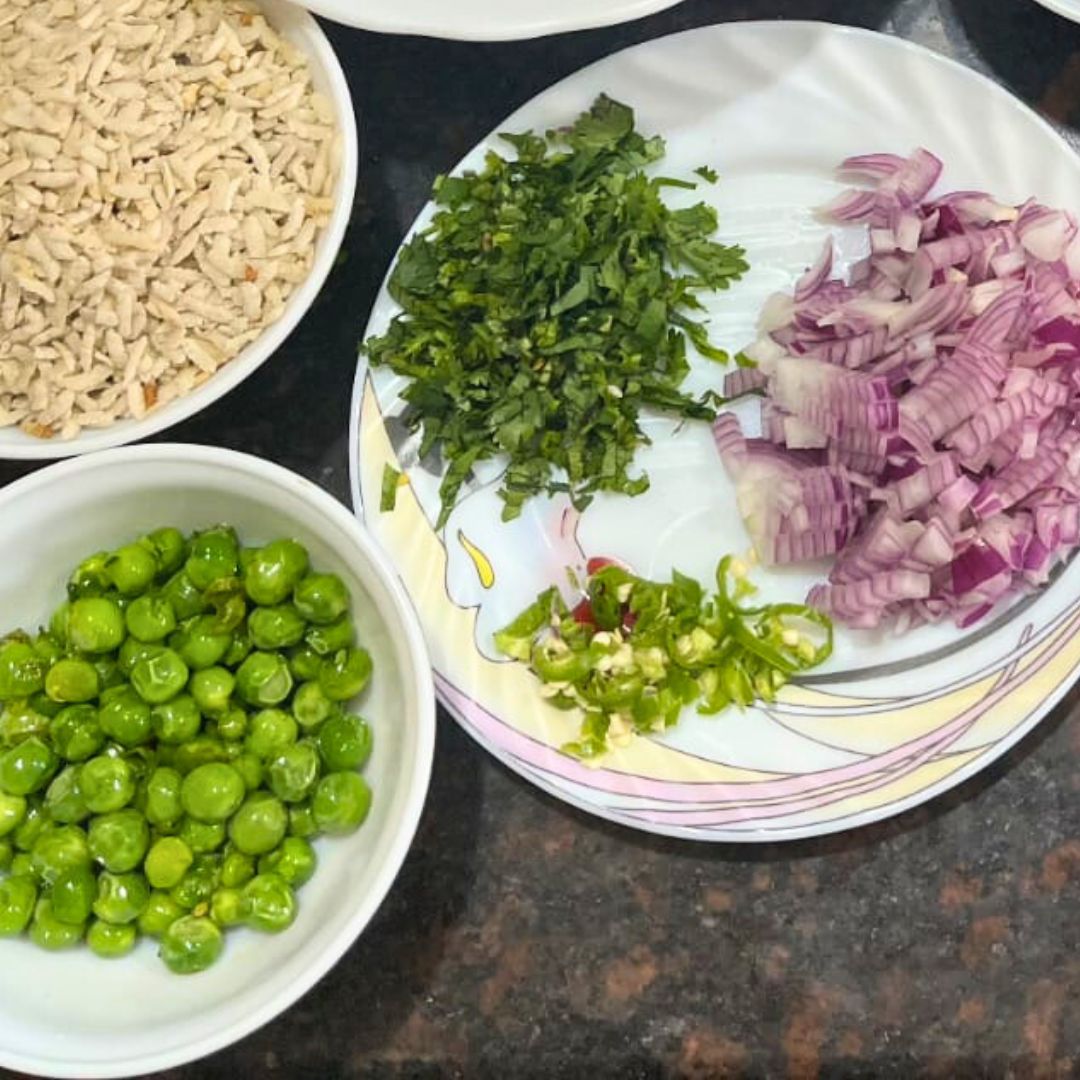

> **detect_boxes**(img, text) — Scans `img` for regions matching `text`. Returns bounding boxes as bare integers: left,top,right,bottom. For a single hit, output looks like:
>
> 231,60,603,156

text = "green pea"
258,836,316,887
244,709,297,760
87,919,137,958
0,838,11,871
293,573,350,625
28,691,63,719
67,597,125,654
93,871,150,924
186,527,239,590
50,704,104,762
105,543,158,596
10,851,33,876
89,808,149,873
118,638,162,677
92,657,126,693
215,707,248,741
171,616,233,672
169,853,221,909
223,627,253,668
312,772,371,835
190,667,235,716
231,752,264,792
210,886,247,927
125,595,178,643
49,602,71,645
0,792,26,837
13,801,46,852
292,681,339,732
288,802,318,839
160,570,206,622
0,736,58,795
32,823,91,881
220,848,256,888
170,736,229,775
317,715,373,772
243,872,296,933
180,763,245,823
1,700,51,745
235,652,293,707
45,658,100,703
67,551,110,599
0,707,48,753
131,648,188,704
150,695,202,745
267,742,320,804
51,864,97,924
317,648,373,702
287,645,323,682
0,874,37,935
203,578,247,634
160,914,223,973
178,817,227,854
141,527,187,578
30,897,84,949
80,755,135,813
243,540,309,606
99,686,153,747
304,616,355,656
44,766,89,824
32,632,64,666
145,836,194,889
138,890,185,937
144,766,183,827
249,605,307,651
0,640,46,701
228,792,287,855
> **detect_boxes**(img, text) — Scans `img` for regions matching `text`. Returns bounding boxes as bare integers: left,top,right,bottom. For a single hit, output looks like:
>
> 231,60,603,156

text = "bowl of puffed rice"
0,0,357,457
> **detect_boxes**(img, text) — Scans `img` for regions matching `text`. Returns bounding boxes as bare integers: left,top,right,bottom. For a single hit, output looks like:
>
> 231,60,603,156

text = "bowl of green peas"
0,444,436,1078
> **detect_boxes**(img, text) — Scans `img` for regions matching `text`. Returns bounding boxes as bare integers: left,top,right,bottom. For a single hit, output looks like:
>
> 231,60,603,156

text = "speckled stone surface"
4,0,1080,1076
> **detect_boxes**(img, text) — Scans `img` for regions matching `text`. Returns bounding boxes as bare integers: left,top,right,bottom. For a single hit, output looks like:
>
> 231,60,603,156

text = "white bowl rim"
0,443,437,1078
0,4,359,461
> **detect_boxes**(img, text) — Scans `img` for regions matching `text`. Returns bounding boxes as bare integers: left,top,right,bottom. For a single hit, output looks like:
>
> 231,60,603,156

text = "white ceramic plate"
0,0,358,460
1032,0,1080,22
295,0,684,40
350,22,1080,842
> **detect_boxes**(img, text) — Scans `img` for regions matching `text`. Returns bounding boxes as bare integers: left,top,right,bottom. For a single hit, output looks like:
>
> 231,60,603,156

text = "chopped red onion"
717,148,1080,629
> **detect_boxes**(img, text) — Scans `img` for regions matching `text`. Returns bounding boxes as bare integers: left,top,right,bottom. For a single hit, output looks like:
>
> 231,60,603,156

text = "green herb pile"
495,557,832,759
364,94,749,527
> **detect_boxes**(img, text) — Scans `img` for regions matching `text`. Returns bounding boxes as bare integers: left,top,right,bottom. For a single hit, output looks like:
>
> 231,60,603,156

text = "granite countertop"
4,0,1080,1076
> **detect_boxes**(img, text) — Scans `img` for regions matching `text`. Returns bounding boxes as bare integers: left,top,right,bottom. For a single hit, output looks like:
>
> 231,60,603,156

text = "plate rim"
348,19,1080,842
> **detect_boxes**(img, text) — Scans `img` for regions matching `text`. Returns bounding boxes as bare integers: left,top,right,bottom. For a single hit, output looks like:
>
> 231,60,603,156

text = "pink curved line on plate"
600,611,1080,826
437,603,1080,813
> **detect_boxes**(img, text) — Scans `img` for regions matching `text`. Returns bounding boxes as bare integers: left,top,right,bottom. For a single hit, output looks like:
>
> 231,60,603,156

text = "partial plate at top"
295,0,685,39
350,22,1080,841
1032,0,1080,23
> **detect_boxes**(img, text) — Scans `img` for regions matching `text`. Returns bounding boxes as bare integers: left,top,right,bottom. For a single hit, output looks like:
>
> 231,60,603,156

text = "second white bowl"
0,444,435,1077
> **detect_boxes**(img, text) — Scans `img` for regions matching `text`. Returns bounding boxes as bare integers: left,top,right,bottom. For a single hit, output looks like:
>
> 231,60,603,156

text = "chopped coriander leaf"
694,165,719,184
380,464,402,512
495,556,832,760
363,94,749,529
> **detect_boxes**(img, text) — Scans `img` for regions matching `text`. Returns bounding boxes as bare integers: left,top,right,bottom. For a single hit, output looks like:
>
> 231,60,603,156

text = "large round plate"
350,22,1080,841
295,0,684,40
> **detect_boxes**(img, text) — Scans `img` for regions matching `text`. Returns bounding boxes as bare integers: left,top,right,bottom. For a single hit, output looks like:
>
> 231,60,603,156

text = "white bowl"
0,445,435,1077
0,1,358,460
